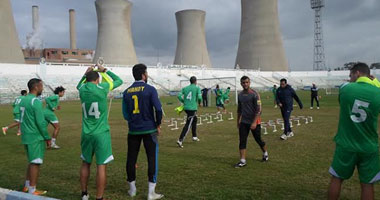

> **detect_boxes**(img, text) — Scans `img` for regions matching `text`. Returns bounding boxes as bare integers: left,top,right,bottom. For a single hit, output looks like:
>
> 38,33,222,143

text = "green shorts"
13,113,20,122
43,109,59,124
329,145,380,184
24,141,46,164
81,132,114,165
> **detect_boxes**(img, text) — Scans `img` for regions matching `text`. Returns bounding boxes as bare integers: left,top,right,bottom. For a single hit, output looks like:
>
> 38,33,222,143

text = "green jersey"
178,84,202,111
76,71,122,135
272,87,277,97
334,77,380,153
12,95,24,114
216,89,224,105
45,94,59,111
19,94,51,144
223,88,230,101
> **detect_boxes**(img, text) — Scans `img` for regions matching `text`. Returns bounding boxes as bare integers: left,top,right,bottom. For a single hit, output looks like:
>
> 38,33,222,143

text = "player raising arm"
77,66,122,200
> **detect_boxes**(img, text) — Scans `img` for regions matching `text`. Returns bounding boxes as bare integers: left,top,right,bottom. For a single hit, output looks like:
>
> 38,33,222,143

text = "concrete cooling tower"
94,0,138,66
69,9,77,49
0,0,25,63
173,9,212,68
235,0,288,71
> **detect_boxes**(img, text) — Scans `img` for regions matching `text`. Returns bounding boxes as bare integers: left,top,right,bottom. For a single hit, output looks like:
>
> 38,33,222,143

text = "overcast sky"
10,0,380,71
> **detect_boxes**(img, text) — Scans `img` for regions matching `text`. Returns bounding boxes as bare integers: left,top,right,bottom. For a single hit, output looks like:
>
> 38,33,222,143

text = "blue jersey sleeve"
151,87,163,126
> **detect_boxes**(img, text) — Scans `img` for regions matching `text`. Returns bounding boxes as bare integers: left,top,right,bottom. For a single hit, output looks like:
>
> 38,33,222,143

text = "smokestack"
173,9,212,68
69,9,77,49
93,0,138,65
235,0,288,71
32,6,39,32
0,0,25,63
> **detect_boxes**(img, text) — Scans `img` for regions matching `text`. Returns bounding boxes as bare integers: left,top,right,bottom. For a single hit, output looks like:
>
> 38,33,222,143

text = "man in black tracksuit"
310,83,320,109
276,78,303,140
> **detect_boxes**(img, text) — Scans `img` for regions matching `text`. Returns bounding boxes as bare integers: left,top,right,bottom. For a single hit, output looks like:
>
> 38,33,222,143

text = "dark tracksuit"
237,88,266,151
201,88,209,107
311,86,319,107
123,81,163,183
276,85,303,135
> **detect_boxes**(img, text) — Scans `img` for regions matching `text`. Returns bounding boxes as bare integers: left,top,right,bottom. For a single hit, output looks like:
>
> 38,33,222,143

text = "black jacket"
311,86,318,96
276,85,303,110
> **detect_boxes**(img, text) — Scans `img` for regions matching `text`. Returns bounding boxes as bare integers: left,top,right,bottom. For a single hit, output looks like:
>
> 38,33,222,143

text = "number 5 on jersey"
351,99,369,123
82,102,100,119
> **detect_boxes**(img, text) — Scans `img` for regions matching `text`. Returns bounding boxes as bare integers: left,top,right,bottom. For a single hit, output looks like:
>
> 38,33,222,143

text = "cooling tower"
173,9,212,68
0,0,25,63
69,9,77,49
93,0,137,65
235,0,288,71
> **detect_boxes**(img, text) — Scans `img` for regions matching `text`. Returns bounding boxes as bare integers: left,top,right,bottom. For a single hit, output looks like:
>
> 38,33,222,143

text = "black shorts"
239,123,265,149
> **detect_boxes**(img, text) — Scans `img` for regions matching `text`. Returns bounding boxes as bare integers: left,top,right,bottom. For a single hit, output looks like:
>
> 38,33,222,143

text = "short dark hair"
216,84,219,88
21,90,27,95
240,76,250,82
54,86,66,94
133,64,147,80
190,76,197,84
280,78,287,84
27,78,42,91
86,71,99,82
351,62,370,76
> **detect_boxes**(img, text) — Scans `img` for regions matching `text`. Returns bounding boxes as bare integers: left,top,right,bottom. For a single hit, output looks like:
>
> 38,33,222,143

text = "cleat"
82,194,90,200
274,105,277,108
32,189,47,196
17,132,21,136
51,143,60,149
2,127,7,135
148,192,164,200
176,140,183,148
287,132,294,138
22,186,28,193
317,107,320,110
262,155,269,162
280,134,287,140
128,189,136,197
192,137,200,142
234,161,246,168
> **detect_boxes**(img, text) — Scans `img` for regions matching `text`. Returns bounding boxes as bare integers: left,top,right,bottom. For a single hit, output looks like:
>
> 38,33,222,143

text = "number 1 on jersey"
132,95,140,114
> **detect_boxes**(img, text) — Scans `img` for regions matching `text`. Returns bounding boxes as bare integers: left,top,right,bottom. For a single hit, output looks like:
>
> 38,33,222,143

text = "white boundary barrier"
0,188,59,200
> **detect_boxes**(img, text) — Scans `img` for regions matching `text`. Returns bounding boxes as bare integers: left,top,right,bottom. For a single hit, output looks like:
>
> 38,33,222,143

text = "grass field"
1,90,380,200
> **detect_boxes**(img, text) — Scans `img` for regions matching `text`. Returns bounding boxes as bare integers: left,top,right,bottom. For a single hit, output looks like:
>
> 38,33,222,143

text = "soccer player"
123,64,164,200
215,85,225,113
77,66,122,200
235,76,268,168
201,87,209,107
272,85,277,108
2,90,27,136
310,83,320,109
328,63,380,200
20,79,51,195
276,78,303,140
43,86,65,149
176,76,202,148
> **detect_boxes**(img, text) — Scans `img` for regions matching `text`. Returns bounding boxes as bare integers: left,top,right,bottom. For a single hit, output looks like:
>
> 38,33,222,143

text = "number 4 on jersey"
186,92,192,100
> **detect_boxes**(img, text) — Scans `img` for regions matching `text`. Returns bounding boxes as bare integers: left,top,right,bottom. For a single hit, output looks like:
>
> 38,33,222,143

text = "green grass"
0,91,379,199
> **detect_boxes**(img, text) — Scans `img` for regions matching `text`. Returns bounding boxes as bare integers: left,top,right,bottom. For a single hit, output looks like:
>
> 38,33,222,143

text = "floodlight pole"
311,0,326,71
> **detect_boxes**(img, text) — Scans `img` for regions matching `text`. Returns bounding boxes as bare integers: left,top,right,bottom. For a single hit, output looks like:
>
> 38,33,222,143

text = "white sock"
240,159,246,163
264,151,268,156
25,180,30,187
28,186,36,194
148,182,156,194
52,138,56,144
128,181,136,195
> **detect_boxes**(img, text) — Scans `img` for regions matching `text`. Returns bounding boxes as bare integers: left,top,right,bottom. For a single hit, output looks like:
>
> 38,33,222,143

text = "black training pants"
239,124,265,151
280,108,292,134
178,110,197,141
311,95,319,107
126,132,158,183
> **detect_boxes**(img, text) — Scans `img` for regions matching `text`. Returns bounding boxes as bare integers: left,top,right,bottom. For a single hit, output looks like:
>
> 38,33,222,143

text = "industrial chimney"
0,0,25,63
69,9,77,49
93,0,138,66
32,6,39,32
235,0,288,71
173,9,212,68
